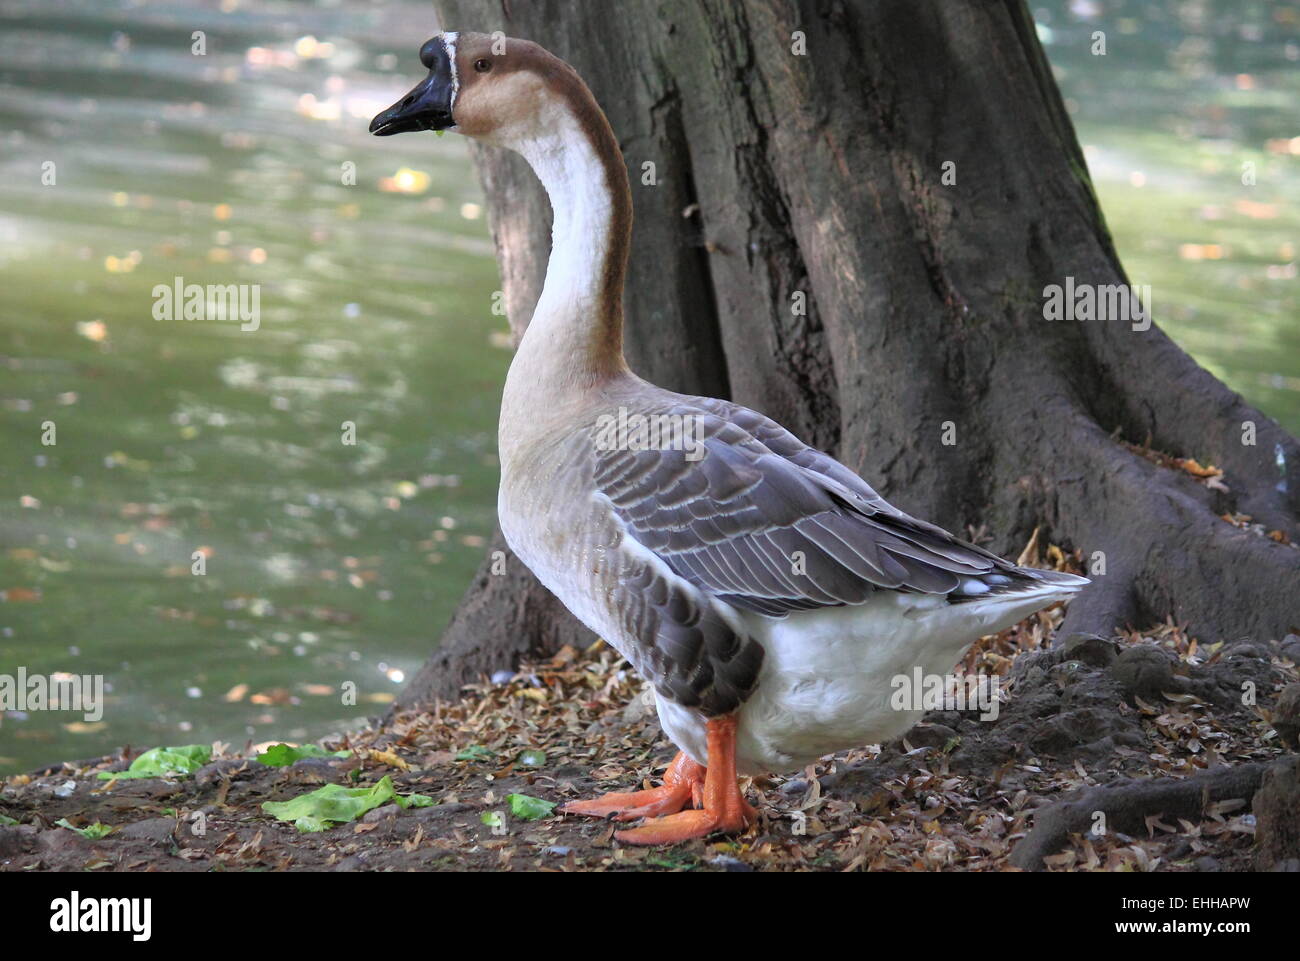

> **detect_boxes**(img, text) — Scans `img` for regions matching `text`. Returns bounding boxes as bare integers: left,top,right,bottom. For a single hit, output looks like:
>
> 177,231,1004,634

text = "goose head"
370,31,632,378
369,32,576,150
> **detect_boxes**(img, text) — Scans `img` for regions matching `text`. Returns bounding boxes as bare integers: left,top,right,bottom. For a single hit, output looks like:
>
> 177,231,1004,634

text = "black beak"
369,36,456,136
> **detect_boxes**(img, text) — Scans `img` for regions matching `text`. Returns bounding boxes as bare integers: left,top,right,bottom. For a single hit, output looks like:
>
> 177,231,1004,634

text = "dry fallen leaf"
366,749,411,771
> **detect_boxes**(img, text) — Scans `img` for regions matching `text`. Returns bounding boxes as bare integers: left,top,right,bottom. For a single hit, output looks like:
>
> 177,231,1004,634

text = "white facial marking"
443,32,460,111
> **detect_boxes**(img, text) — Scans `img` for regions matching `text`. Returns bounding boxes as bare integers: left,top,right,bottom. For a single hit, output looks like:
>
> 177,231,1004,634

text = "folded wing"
594,397,1022,618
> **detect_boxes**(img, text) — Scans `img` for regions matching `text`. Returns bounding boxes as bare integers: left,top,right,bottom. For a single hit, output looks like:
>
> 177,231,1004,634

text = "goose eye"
474,58,491,73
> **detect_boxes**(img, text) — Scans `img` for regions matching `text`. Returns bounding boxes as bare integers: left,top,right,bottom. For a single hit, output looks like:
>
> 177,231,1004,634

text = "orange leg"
559,751,704,822
613,715,756,846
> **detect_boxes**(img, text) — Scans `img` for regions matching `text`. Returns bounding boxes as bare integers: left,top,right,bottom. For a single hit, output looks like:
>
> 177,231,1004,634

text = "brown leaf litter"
2,551,1296,872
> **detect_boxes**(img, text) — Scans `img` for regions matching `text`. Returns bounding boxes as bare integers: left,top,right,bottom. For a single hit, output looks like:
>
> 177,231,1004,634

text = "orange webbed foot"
558,782,694,822
559,751,703,823
613,714,756,847
612,793,755,845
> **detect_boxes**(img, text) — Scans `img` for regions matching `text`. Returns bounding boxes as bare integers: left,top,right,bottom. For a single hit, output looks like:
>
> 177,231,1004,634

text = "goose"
371,32,1090,845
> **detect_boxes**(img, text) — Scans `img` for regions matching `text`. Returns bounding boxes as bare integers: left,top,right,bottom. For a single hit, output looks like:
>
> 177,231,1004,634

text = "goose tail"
943,567,1089,635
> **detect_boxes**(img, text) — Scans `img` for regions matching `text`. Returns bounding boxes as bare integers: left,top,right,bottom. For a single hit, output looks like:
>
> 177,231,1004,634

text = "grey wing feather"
612,559,765,716
595,396,1022,619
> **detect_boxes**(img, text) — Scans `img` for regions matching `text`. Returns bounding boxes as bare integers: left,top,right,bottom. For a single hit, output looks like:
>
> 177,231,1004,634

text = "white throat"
498,98,622,402
515,107,614,337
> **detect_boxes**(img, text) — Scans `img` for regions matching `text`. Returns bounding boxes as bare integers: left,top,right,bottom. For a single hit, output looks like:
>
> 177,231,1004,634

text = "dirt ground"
2,604,1297,872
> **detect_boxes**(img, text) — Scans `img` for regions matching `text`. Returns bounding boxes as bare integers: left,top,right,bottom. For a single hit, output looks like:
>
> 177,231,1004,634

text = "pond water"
1038,0,1299,426
1,0,1296,775
0,0,509,773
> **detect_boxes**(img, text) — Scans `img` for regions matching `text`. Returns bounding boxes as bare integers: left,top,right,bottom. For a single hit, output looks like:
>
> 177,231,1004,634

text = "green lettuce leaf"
256,743,352,767
261,775,433,832
506,793,556,821
55,818,114,839
96,744,211,780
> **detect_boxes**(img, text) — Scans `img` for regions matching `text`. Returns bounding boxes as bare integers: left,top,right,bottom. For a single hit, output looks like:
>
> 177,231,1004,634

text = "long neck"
509,93,632,390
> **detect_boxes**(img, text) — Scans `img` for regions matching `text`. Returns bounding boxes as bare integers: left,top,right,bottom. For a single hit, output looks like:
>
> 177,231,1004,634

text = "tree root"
1049,418,1300,645
1254,756,1300,870
1009,761,1277,871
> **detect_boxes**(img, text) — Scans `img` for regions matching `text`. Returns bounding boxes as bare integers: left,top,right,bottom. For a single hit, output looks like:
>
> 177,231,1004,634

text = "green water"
0,0,509,773
1036,0,1300,429
1,1,1296,775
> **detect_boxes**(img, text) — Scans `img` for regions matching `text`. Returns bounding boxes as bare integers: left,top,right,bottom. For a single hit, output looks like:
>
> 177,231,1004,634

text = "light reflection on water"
1036,0,1300,430
0,0,509,772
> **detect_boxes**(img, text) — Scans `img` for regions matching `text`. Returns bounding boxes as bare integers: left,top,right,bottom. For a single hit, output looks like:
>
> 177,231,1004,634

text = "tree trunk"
394,0,1300,712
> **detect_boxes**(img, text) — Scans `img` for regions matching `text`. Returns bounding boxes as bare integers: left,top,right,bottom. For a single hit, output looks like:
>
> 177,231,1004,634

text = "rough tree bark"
394,0,1300,712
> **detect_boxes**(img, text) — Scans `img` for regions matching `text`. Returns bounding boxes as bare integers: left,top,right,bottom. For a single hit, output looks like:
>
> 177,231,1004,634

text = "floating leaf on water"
62,721,107,734
1,587,42,603
76,320,108,342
